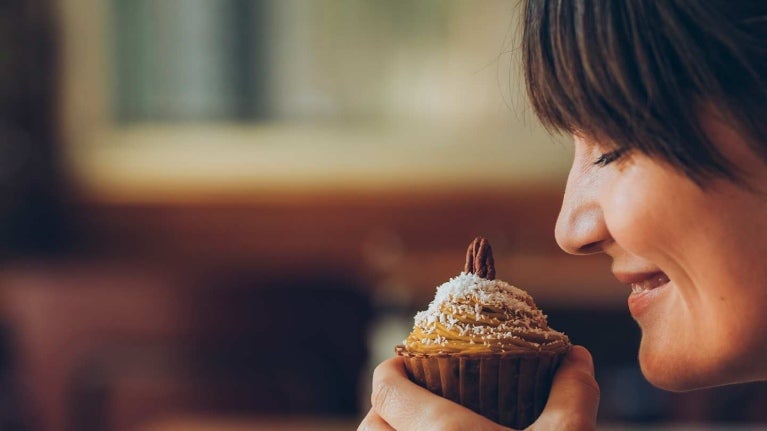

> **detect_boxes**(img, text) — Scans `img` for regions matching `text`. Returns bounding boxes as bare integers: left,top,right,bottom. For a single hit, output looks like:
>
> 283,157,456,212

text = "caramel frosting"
403,272,570,355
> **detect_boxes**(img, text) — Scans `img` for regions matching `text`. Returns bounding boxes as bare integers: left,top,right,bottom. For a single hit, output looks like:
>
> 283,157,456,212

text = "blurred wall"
0,0,66,257
57,0,572,201
0,2,765,431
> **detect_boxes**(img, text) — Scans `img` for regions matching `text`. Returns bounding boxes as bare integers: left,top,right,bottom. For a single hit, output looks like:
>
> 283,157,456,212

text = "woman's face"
555,115,767,391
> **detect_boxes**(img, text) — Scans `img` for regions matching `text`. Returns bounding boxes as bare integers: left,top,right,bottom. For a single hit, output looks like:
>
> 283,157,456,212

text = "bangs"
521,0,767,182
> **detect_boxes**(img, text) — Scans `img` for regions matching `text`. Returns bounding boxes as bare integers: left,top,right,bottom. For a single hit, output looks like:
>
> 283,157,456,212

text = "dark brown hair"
522,0,767,182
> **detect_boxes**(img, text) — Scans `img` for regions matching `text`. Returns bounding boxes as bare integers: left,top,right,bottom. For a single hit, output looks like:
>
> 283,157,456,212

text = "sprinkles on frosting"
406,272,569,353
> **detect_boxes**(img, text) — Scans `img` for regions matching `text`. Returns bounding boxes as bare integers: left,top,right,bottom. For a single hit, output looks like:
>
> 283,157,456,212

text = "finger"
371,357,504,431
358,408,395,431
533,345,600,430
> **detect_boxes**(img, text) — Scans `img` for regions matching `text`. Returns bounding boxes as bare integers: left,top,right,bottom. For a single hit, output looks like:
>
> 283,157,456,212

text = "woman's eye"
593,149,626,166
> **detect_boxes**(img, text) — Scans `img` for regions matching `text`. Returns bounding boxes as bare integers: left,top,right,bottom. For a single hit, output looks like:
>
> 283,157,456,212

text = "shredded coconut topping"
406,272,570,354
414,272,536,326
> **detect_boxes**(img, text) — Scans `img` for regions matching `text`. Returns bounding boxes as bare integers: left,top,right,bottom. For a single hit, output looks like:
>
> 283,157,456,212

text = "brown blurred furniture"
74,189,625,308
0,262,370,431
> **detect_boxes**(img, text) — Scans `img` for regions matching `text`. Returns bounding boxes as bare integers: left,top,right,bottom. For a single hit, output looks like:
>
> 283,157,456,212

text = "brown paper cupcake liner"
396,346,567,429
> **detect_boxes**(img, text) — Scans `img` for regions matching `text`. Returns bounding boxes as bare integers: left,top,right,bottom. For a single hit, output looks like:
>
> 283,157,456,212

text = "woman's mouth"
616,271,671,318
630,273,670,294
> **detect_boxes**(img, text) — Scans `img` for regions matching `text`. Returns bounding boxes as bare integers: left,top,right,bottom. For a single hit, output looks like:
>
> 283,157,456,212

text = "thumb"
530,345,600,430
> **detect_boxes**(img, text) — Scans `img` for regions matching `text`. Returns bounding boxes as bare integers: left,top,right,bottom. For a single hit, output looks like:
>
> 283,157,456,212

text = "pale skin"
559,112,767,391
360,112,767,430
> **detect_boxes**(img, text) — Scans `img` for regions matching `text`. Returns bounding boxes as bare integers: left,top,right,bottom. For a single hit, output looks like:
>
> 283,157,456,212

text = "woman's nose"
554,165,611,255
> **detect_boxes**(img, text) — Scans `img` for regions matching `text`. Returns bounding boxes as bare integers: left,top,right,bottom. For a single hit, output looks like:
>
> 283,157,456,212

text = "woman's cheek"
602,174,663,256
603,155,690,259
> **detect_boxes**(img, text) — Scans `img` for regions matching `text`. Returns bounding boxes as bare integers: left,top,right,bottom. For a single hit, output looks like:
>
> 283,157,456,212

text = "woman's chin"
637,337,760,392
640,368,699,392
638,347,709,392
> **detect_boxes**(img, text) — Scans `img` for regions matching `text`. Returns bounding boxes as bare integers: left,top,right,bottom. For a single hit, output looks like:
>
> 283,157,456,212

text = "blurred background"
1,0,766,430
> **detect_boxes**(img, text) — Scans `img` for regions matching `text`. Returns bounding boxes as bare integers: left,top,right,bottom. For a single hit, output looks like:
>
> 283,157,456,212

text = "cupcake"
396,237,571,429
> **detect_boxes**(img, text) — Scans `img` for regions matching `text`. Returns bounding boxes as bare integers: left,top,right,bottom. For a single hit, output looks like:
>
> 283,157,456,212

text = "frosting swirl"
404,272,570,355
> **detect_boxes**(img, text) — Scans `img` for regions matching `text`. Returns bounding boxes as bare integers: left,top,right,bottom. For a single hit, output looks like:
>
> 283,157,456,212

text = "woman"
360,1,767,430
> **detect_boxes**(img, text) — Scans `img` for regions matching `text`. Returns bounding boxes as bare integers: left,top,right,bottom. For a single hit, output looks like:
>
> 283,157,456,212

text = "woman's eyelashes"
593,148,627,166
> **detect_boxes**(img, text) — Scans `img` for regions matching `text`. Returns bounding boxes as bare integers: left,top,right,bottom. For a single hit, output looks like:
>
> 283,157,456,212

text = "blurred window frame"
56,0,569,204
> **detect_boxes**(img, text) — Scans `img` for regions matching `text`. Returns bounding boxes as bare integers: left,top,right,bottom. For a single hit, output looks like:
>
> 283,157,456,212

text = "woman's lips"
630,272,670,294
618,271,671,318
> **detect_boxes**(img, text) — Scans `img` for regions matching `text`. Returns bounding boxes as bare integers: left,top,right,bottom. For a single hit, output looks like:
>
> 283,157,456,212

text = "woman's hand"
529,346,600,430
358,345,600,431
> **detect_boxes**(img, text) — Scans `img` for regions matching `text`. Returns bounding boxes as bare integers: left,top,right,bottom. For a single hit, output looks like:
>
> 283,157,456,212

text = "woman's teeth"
630,273,670,294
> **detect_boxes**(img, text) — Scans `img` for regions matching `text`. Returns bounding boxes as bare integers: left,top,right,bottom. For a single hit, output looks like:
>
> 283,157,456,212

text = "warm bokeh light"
0,1,763,431
58,0,572,201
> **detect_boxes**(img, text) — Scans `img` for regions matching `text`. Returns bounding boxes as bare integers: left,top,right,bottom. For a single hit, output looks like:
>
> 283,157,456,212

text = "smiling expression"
555,114,767,391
